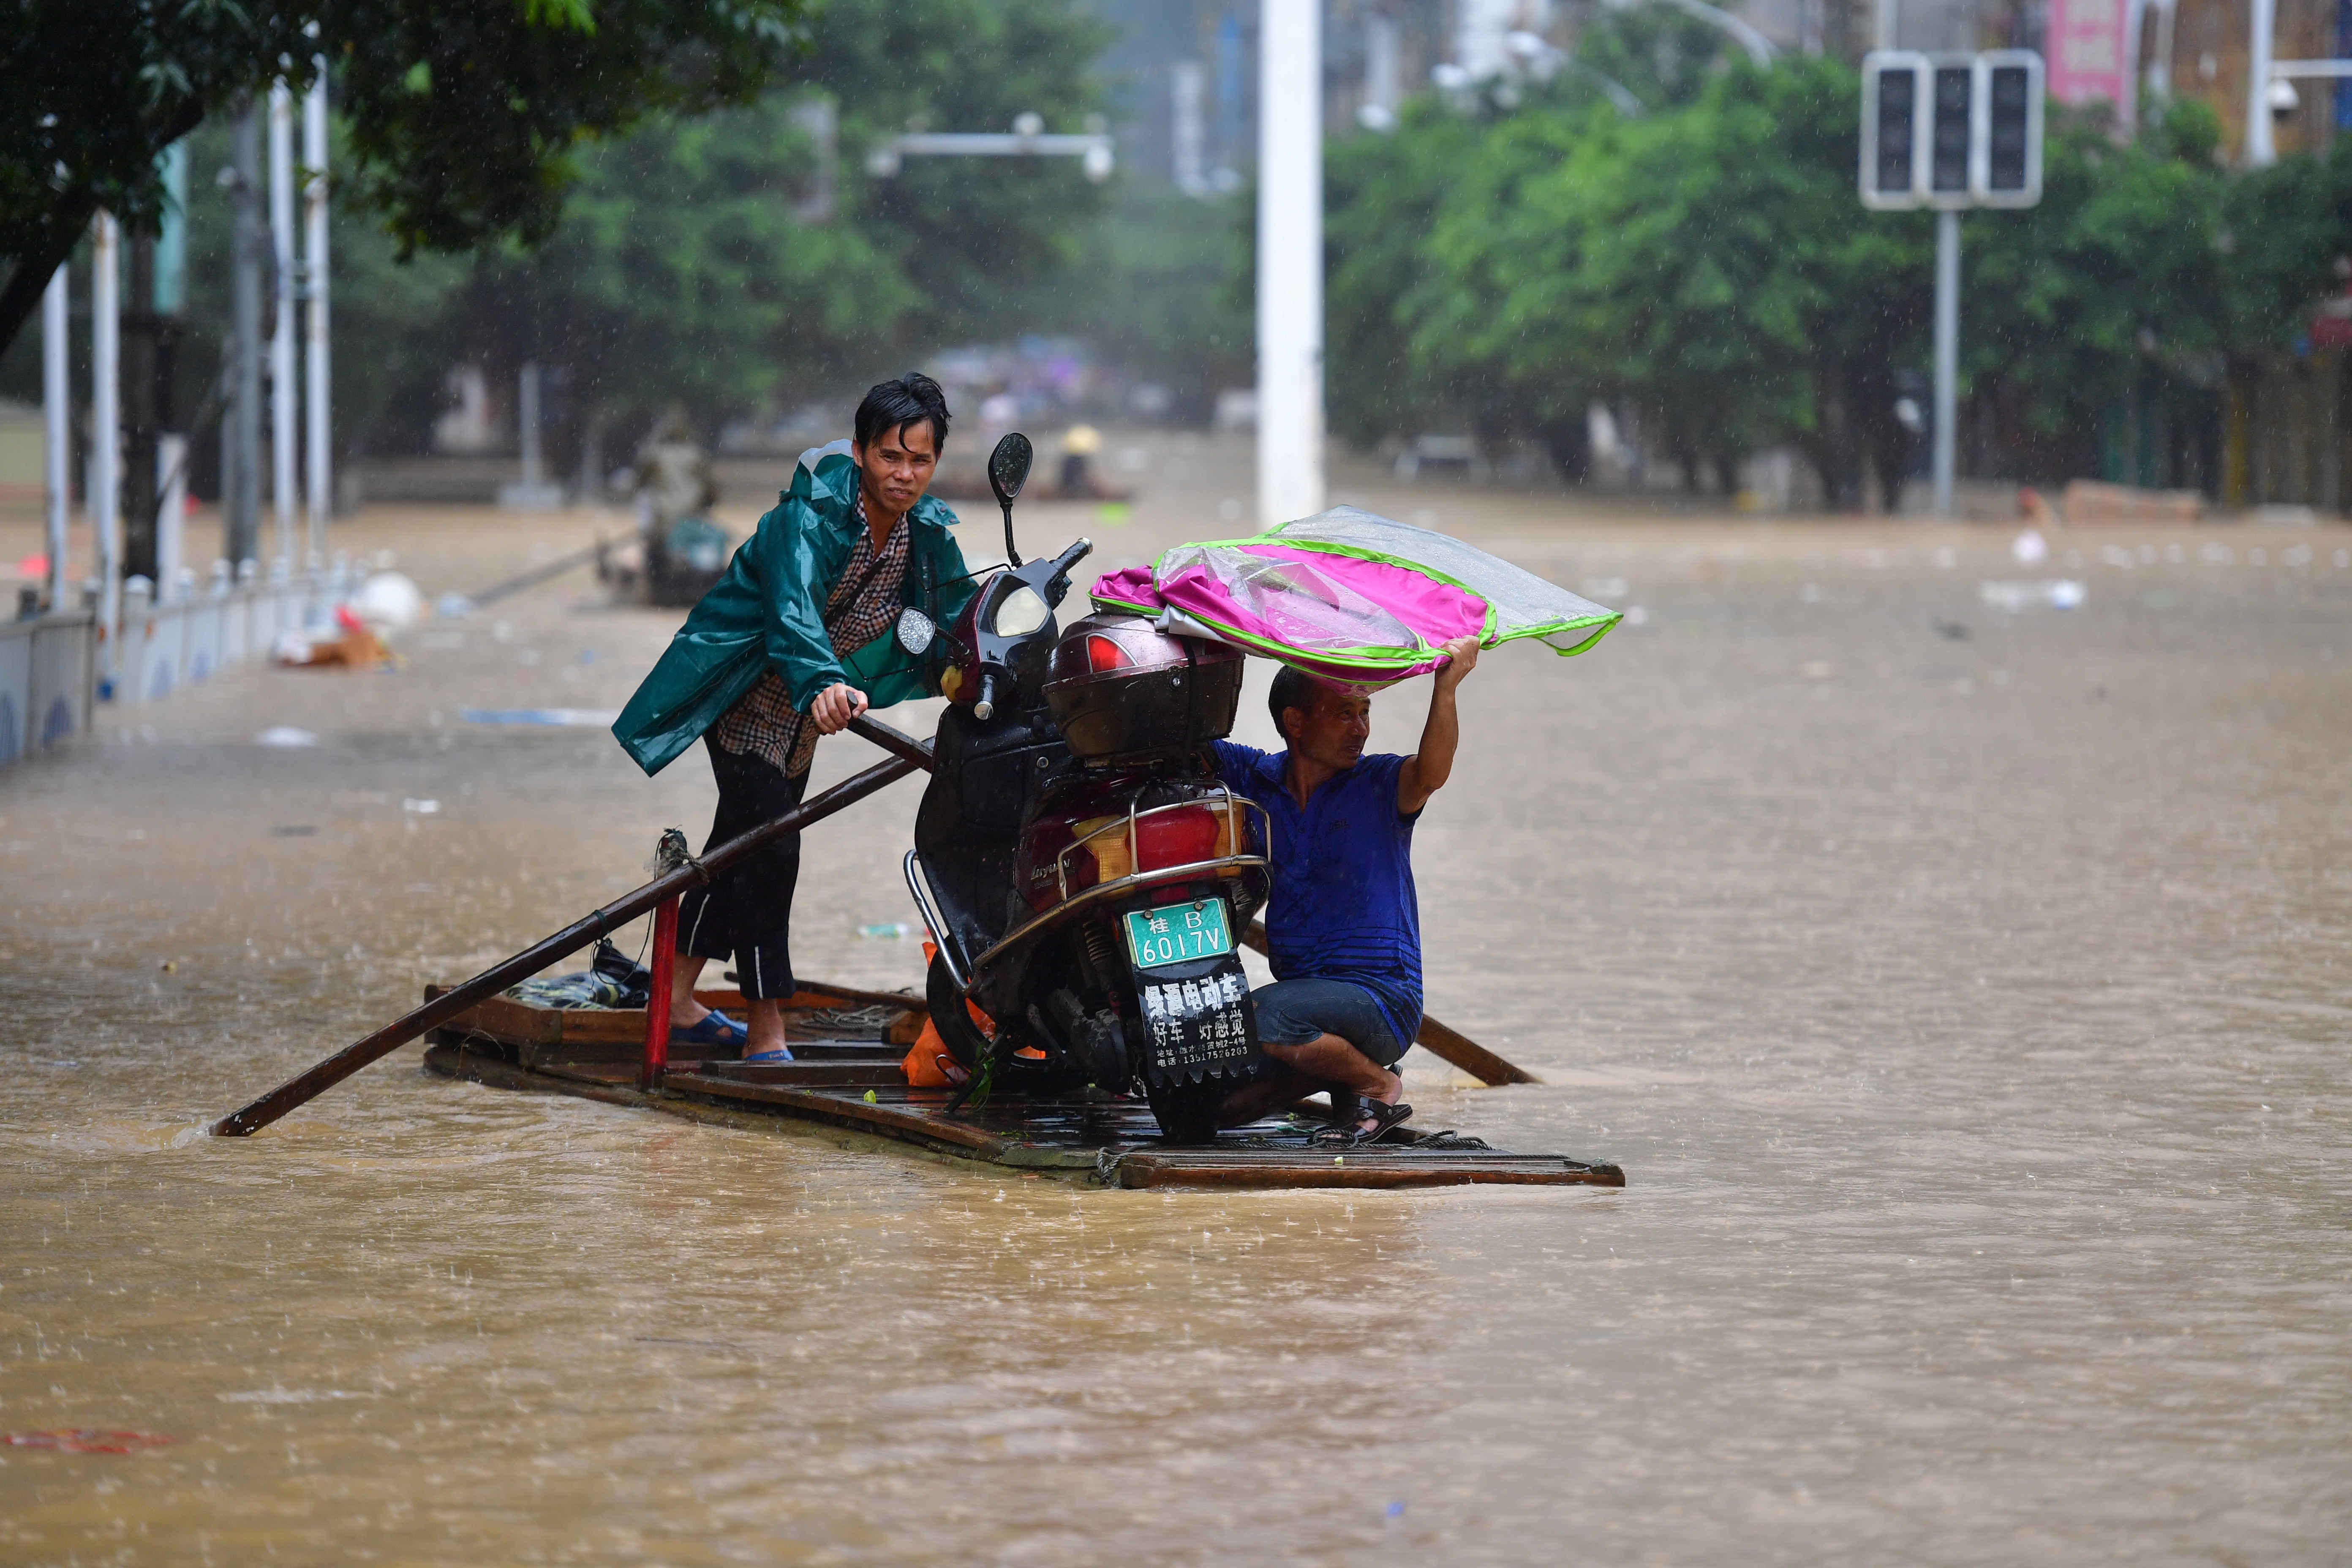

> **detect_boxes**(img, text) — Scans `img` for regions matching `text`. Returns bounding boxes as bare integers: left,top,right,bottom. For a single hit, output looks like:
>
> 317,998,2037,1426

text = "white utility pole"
41,267,68,612
1362,12,1401,128
93,214,122,671
304,63,332,557
2247,0,2278,166
157,435,187,596
1173,61,1209,195
1256,0,1325,526
269,81,299,564
1933,209,1959,516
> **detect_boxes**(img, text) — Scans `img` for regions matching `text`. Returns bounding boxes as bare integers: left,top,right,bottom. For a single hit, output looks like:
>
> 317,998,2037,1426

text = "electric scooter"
895,435,1271,1141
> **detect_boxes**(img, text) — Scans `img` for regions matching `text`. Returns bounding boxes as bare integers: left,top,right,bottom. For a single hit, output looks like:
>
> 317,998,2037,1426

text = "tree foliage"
403,0,1111,447
1325,63,2352,502
115,0,1113,463
0,0,809,354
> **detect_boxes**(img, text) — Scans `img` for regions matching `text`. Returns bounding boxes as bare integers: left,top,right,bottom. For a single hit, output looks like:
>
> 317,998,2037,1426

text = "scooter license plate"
1123,898,1233,970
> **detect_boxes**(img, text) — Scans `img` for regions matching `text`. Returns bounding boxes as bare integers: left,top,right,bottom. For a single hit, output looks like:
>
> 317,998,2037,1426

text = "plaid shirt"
711,495,910,777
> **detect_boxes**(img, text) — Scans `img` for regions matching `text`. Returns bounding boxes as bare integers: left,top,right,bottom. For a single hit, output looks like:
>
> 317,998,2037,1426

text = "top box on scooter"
1043,611,1245,765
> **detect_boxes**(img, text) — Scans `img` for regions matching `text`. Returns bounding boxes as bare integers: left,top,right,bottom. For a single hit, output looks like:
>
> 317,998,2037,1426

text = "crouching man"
1210,635,1481,1141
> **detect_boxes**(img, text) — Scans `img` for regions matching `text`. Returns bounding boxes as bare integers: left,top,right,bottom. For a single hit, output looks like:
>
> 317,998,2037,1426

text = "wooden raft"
420,983,1623,1191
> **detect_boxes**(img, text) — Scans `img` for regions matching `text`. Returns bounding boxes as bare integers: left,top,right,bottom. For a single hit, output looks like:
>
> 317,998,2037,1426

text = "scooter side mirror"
895,606,936,656
987,433,1033,509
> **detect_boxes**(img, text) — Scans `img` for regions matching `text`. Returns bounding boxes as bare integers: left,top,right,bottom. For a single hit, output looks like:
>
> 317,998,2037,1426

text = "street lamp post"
863,117,1114,180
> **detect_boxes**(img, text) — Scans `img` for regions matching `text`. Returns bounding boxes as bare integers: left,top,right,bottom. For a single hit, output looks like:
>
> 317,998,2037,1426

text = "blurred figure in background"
1058,422,1102,498
627,409,728,604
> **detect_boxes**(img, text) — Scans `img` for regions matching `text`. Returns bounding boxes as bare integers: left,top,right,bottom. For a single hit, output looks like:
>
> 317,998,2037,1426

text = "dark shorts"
676,738,809,1001
1251,978,1408,1069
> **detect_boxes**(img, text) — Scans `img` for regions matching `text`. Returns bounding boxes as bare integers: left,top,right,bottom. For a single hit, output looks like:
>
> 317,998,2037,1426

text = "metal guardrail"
112,559,356,707
0,610,97,771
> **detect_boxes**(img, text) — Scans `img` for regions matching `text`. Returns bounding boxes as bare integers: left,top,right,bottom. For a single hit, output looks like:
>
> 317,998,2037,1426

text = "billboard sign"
2046,0,2130,107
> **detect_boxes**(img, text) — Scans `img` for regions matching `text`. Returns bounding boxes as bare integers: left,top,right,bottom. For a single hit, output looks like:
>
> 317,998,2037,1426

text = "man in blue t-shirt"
1210,633,1481,1140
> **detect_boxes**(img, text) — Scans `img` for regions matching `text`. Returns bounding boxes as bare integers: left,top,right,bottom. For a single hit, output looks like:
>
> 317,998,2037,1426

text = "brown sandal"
1313,1100,1414,1146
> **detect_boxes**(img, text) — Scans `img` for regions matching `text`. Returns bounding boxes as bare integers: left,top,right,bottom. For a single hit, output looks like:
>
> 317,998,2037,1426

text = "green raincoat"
612,452,977,776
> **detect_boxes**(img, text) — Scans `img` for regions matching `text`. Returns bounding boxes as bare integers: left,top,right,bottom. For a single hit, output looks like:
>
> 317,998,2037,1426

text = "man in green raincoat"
612,373,977,1062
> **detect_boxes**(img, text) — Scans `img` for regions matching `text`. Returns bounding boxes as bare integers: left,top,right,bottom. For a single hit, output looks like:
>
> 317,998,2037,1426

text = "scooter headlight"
990,583,1051,638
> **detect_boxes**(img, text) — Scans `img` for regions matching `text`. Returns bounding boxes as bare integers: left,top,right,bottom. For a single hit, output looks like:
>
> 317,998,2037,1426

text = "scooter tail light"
1134,805,1220,872
1085,634,1131,673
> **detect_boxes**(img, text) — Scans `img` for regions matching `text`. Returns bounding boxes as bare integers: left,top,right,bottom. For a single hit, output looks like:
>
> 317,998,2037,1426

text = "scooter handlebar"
1045,537,1093,605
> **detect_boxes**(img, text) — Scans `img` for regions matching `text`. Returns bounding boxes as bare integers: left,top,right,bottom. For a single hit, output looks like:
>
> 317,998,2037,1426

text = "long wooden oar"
210,731,928,1137
1239,922,1536,1086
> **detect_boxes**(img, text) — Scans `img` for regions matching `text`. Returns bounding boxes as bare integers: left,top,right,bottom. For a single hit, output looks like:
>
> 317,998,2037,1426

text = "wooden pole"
208,749,920,1136
640,896,679,1091
1240,921,1536,1086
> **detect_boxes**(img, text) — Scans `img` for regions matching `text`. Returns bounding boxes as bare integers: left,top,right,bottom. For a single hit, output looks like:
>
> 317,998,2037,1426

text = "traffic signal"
1973,51,2043,207
1931,63,1972,199
1860,51,2042,211
1860,54,1927,210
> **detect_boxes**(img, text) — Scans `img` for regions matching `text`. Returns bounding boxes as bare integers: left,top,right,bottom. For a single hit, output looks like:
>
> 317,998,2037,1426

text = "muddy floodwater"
3,452,2349,1564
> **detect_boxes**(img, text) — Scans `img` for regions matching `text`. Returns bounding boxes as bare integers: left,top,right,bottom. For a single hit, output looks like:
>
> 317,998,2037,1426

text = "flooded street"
3,451,2349,1564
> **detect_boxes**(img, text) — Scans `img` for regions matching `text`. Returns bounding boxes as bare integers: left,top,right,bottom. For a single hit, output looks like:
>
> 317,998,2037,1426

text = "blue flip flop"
672,1010,747,1049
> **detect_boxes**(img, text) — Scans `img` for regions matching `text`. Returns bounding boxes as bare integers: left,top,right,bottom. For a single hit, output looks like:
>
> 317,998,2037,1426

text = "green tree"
423,0,1113,448
1324,95,1502,451
2220,120,2352,350
1572,4,1733,110
114,0,1113,472
1056,178,1251,425
1325,59,2352,503
812,0,1113,346
1332,57,1930,505
1963,99,2231,481
0,0,807,354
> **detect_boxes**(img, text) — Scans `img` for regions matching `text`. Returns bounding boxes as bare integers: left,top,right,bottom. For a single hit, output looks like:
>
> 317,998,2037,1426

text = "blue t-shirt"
1212,740,1423,1045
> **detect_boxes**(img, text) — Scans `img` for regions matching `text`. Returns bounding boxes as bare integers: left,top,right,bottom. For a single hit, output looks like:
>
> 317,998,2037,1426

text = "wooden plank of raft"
662,1073,1007,1154
1104,1152,1623,1190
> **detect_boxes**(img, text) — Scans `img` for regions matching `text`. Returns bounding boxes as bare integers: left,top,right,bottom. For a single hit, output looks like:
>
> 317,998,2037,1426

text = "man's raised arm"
1398,633,1481,816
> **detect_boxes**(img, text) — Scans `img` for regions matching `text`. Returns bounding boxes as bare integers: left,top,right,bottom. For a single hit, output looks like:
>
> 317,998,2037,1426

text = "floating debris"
457,708,620,727
1980,579,2086,612
3,1429,177,1454
218,1388,370,1405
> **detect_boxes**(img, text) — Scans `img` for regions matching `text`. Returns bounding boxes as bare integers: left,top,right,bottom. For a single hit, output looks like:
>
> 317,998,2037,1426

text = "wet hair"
1269,664,1325,743
854,372,950,454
